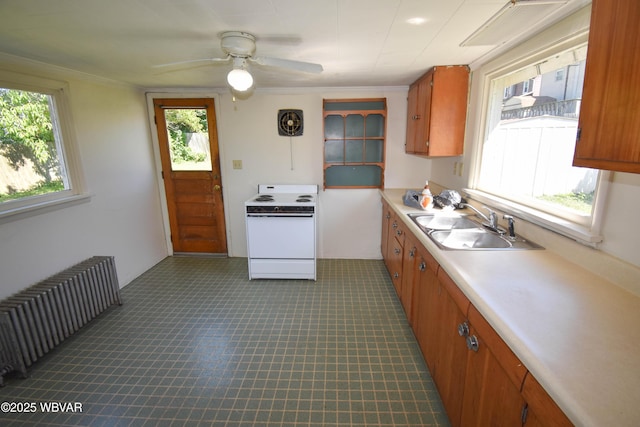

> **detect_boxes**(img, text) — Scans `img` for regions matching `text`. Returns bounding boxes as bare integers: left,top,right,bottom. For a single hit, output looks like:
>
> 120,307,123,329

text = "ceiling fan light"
227,68,253,91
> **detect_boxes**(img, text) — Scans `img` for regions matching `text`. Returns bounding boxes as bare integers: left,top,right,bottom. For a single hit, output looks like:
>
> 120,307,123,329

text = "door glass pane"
365,114,384,137
325,140,344,163
325,165,382,187
164,108,211,171
324,100,386,110
365,140,383,162
346,140,364,162
346,114,364,137
324,115,344,139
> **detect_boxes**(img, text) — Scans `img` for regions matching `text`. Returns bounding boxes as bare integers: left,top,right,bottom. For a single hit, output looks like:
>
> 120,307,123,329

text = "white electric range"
244,184,318,280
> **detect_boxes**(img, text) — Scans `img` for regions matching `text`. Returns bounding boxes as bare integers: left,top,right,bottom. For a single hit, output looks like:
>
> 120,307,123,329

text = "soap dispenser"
420,181,433,209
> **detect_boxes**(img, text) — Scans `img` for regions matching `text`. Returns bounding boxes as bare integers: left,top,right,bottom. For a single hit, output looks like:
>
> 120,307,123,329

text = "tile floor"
0,257,449,426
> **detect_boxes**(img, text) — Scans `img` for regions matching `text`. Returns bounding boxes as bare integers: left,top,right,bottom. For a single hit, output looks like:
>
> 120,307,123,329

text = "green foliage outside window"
164,109,207,164
0,88,63,199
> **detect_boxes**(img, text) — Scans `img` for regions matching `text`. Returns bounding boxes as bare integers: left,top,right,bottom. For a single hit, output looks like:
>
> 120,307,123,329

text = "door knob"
214,185,221,191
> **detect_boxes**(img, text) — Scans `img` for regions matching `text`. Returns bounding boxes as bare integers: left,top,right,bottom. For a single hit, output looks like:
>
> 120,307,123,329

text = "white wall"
0,60,168,299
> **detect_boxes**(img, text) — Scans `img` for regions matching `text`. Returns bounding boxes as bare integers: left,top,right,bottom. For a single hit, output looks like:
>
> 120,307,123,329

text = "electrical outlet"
453,162,458,175
458,162,464,176
233,160,242,170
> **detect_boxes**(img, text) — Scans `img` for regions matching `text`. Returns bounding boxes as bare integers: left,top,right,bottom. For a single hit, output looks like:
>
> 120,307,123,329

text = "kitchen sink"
430,229,512,249
412,214,479,231
408,213,543,251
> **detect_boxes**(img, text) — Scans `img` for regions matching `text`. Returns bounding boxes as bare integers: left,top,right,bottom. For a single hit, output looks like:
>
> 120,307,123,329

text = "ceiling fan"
154,31,323,91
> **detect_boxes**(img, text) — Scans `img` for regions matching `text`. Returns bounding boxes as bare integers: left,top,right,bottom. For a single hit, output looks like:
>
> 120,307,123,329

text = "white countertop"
380,189,640,427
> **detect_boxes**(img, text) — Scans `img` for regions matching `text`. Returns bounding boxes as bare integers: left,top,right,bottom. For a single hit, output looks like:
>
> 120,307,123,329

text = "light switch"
233,160,242,170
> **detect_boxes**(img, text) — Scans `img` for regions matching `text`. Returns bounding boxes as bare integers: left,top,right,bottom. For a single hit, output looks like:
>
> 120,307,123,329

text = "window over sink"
469,31,608,245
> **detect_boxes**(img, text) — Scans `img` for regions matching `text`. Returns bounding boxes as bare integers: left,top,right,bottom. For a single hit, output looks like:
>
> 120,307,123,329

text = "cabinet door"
413,244,440,361
388,232,404,297
381,200,391,268
383,207,400,272
460,304,527,427
573,0,640,173
434,268,471,427
416,74,433,155
405,66,469,157
428,66,468,157
405,82,421,153
405,72,432,155
400,233,417,323
522,372,573,427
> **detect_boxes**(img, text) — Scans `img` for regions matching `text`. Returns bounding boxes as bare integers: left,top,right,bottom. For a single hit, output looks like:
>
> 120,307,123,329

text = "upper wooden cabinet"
573,0,640,173
405,65,470,157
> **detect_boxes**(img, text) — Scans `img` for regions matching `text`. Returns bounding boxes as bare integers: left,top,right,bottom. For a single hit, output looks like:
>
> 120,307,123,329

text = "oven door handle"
247,214,314,218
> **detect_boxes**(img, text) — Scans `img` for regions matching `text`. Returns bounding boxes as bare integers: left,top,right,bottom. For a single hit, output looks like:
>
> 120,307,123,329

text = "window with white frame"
0,73,84,219
472,41,605,241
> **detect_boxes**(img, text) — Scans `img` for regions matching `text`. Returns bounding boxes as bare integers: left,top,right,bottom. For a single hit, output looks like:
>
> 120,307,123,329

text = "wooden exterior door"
153,98,227,254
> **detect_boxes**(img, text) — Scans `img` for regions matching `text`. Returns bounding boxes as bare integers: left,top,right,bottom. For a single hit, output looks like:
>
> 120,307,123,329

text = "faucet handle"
503,215,516,238
482,206,497,226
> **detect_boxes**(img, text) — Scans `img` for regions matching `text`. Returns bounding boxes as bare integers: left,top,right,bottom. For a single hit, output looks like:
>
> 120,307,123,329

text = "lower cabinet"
460,304,527,426
381,200,404,295
388,235,403,296
380,208,573,426
412,244,440,364
521,372,573,427
431,268,471,426
400,233,417,324
381,199,392,270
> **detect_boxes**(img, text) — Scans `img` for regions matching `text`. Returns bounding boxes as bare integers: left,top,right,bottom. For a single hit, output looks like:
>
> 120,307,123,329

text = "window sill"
462,188,603,247
0,193,91,224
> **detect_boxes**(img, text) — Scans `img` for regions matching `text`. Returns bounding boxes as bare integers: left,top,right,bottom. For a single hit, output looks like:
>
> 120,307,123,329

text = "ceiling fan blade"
152,56,230,69
251,56,323,73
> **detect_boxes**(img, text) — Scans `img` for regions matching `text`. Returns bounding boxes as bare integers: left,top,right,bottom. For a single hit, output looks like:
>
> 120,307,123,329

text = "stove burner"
254,195,274,202
297,198,312,202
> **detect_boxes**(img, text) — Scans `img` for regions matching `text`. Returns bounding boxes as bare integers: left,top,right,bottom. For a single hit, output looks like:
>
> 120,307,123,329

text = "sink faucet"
461,203,504,234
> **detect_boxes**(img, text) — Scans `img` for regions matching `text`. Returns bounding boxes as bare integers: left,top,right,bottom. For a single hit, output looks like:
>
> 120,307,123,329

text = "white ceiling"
0,0,589,90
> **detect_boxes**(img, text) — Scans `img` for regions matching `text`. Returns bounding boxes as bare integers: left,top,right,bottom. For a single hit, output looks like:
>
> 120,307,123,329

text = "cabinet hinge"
576,127,581,142
161,171,164,179
521,403,529,424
